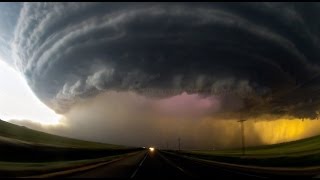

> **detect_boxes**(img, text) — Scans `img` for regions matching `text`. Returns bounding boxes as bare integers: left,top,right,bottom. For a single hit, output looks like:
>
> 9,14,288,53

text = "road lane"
132,149,189,178
69,149,266,178
70,150,147,178
161,151,267,178
162,151,319,178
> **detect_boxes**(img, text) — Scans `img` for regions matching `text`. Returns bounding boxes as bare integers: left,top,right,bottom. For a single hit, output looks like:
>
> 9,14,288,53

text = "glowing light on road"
149,147,155,152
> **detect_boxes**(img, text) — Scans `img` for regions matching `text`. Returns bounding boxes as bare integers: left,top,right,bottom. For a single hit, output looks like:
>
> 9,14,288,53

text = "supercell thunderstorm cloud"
2,2,320,149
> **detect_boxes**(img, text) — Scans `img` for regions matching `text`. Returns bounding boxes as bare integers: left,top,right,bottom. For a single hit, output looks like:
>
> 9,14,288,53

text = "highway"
69,149,267,178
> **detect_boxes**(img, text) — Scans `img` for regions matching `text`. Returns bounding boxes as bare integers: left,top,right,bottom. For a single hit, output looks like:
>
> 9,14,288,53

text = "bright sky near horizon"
0,59,61,124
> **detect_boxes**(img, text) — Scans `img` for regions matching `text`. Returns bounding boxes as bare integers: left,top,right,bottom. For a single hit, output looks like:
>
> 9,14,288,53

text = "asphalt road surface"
69,149,269,178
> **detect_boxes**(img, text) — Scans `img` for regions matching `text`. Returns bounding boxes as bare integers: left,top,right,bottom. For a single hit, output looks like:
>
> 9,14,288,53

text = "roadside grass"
174,151,320,167
0,120,143,177
169,134,320,167
0,120,124,149
0,152,136,177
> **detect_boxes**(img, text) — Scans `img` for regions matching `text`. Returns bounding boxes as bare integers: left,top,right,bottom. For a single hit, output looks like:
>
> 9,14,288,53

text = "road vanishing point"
68,149,268,178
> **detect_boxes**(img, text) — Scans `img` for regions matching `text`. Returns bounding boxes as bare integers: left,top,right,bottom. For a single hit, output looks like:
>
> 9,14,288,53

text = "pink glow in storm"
154,92,220,116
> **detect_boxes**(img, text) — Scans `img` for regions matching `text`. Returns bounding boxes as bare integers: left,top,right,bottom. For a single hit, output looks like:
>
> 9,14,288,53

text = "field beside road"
0,120,141,177
167,134,320,168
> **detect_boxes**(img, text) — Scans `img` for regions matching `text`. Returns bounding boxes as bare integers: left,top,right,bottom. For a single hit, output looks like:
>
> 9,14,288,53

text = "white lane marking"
24,151,142,178
163,151,266,178
130,152,148,178
182,155,267,178
158,151,194,177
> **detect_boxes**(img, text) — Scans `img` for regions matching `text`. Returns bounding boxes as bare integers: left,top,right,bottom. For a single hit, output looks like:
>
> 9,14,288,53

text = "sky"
0,59,61,124
1,2,320,149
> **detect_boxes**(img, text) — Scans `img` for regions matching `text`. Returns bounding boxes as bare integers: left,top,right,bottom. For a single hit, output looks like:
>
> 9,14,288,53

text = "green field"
0,119,141,177
0,153,131,177
172,134,320,167
190,134,320,156
0,120,123,149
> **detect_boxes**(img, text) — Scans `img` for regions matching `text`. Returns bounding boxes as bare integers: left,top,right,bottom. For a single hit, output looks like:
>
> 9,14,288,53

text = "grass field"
0,119,141,163
0,119,141,177
171,134,320,167
0,153,129,177
0,120,123,149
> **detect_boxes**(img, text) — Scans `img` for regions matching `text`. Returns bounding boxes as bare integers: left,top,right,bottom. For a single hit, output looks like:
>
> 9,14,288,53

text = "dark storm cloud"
9,2,320,117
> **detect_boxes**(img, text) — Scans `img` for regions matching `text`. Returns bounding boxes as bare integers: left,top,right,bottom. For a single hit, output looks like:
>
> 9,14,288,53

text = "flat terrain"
67,149,299,178
0,120,122,149
70,150,246,178
1,119,320,177
168,133,320,167
0,120,141,177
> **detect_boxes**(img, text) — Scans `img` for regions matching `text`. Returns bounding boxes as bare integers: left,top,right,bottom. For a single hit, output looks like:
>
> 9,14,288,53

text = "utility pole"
238,119,246,156
178,137,181,151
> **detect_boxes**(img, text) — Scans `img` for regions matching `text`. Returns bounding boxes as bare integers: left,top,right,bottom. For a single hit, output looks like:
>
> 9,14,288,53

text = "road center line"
130,151,148,178
158,151,194,177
